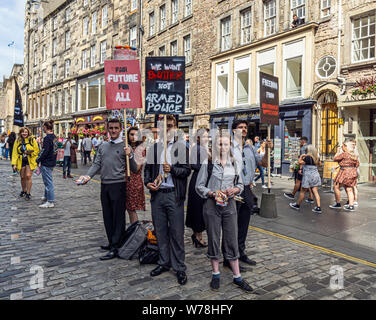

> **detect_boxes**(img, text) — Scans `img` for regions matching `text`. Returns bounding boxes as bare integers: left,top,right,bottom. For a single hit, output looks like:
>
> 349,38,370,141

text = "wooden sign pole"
123,109,131,181
164,114,168,180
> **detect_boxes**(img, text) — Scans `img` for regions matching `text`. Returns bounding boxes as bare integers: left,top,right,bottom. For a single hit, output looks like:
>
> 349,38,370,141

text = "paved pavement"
1,160,376,300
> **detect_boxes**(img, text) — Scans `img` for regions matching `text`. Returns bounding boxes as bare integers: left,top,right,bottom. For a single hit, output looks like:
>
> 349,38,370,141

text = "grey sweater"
87,141,138,184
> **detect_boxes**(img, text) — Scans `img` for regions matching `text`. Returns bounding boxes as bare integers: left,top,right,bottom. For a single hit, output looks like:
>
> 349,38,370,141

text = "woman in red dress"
331,141,360,212
126,127,146,224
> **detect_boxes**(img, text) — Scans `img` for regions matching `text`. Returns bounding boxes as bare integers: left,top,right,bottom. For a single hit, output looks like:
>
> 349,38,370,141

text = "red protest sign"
104,60,142,110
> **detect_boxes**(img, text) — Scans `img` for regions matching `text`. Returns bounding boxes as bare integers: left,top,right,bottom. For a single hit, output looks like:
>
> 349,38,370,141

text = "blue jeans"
63,156,71,176
254,165,265,184
41,165,55,202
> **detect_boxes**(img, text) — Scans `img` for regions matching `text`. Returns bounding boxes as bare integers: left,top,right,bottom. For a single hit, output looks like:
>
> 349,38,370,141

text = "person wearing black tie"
77,118,138,261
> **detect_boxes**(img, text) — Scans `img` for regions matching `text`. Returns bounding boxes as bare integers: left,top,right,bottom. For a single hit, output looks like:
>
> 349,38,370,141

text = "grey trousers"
203,198,239,261
151,191,186,272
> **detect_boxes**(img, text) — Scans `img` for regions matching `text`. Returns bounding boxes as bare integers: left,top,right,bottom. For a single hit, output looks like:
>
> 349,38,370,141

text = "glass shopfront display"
283,119,302,162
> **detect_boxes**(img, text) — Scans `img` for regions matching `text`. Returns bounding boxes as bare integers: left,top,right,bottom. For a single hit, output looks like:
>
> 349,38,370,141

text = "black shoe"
177,271,187,285
344,205,355,212
305,198,315,204
100,244,111,251
223,260,249,273
25,194,31,201
210,277,220,291
100,249,118,261
191,234,207,248
239,256,257,266
284,193,295,200
19,191,26,197
329,203,341,209
150,265,170,277
233,278,254,292
289,202,300,210
312,206,322,214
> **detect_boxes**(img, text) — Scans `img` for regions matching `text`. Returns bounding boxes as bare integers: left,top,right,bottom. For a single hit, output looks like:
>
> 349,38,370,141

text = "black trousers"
84,151,91,164
100,182,126,249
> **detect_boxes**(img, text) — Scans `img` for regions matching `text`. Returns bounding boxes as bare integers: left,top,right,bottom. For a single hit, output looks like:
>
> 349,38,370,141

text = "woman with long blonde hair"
289,144,322,214
11,127,39,200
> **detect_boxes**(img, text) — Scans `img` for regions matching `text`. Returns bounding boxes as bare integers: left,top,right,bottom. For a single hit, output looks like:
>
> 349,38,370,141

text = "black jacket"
37,134,57,167
144,140,191,205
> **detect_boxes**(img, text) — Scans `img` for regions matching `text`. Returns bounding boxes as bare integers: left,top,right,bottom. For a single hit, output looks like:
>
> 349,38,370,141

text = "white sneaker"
353,202,359,207
39,202,55,208
41,197,47,201
252,181,256,187
262,184,268,189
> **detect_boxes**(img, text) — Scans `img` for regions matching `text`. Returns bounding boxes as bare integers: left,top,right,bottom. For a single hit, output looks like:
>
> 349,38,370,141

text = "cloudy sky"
0,0,25,80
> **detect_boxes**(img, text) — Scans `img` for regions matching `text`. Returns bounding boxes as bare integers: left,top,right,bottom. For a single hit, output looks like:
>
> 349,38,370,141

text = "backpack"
117,221,148,260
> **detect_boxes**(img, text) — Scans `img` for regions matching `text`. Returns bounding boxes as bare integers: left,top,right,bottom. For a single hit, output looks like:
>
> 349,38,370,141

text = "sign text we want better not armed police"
145,56,185,115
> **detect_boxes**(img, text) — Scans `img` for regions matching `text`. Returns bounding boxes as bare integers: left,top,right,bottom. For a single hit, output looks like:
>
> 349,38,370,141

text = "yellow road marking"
249,226,376,269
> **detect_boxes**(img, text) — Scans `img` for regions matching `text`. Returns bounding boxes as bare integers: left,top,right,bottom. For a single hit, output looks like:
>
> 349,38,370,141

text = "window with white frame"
65,59,71,78
100,41,106,64
185,0,192,17
43,45,47,61
82,49,88,69
65,31,70,49
43,24,47,37
172,0,178,24
291,0,306,20
64,89,69,114
184,35,191,63
171,40,178,56
185,79,190,109
102,5,108,28
53,16,58,30
241,8,252,45
130,26,137,48
83,17,89,35
58,91,62,115
92,11,97,34
131,0,137,11
284,40,304,98
65,7,71,22
52,64,57,82
234,56,251,105
149,12,155,36
264,0,276,36
159,45,166,56
160,5,166,30
257,48,276,101
216,62,229,109
352,14,376,62
221,17,231,51
90,45,96,67
78,76,106,110
52,38,57,56
42,70,47,86
321,0,331,18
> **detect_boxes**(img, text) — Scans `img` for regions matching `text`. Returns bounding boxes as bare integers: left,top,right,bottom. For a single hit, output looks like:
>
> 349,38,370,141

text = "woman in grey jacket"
195,132,253,292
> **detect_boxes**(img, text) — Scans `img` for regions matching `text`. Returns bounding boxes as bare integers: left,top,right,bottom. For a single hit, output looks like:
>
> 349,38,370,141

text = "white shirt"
159,140,174,188
110,136,123,144
63,139,76,157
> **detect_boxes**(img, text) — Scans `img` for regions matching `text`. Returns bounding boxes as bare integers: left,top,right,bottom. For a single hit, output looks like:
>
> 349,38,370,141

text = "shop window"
101,78,106,108
236,70,249,105
321,103,338,156
260,63,274,76
88,79,99,109
285,56,302,98
79,83,87,111
283,120,302,162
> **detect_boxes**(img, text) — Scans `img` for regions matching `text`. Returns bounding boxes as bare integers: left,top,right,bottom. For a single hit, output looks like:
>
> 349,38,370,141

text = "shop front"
72,111,108,138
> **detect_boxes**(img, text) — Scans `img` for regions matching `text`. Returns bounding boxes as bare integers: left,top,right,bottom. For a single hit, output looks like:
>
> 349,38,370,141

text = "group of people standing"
10,120,58,208
77,116,271,293
284,137,360,213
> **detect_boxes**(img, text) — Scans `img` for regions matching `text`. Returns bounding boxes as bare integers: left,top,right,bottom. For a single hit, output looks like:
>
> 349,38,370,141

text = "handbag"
138,243,159,265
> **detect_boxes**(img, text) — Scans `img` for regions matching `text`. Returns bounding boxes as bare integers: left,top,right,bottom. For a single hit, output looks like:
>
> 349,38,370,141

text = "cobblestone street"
1,160,376,300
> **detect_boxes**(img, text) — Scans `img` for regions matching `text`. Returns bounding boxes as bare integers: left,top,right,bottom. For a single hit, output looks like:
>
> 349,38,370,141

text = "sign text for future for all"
107,67,139,102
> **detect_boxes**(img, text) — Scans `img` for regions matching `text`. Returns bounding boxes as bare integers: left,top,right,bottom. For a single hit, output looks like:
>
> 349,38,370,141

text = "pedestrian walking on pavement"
254,140,267,188
11,127,39,200
82,134,93,165
284,136,314,203
126,126,146,224
37,120,58,208
144,115,191,285
329,141,360,212
7,132,17,174
196,131,254,292
62,132,76,179
77,118,138,261
229,120,269,271
289,145,322,214
186,128,210,248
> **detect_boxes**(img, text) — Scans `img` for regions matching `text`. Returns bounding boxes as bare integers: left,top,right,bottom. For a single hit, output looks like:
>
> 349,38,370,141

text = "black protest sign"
259,72,279,125
145,56,185,115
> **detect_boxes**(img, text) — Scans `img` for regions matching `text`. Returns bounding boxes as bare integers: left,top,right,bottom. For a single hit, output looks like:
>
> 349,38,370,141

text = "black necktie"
110,141,115,144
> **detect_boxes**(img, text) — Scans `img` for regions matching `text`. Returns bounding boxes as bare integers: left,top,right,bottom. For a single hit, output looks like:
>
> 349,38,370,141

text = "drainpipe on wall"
337,0,344,147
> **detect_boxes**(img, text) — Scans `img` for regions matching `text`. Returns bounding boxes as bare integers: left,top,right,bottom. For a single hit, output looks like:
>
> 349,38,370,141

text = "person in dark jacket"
7,132,17,174
37,120,57,208
186,128,210,248
144,115,191,285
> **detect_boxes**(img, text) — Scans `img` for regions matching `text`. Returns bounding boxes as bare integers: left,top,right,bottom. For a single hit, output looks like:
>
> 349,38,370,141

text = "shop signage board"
104,60,142,110
145,56,185,115
259,72,279,125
